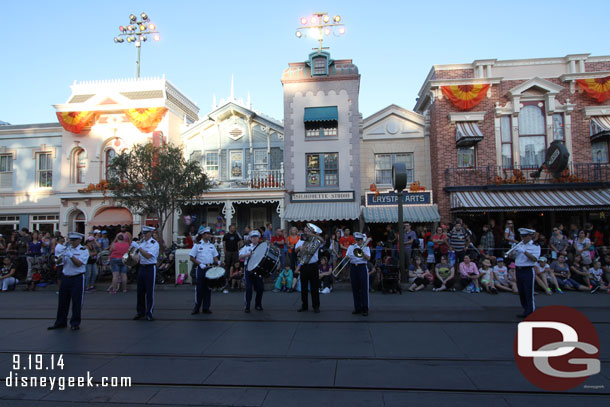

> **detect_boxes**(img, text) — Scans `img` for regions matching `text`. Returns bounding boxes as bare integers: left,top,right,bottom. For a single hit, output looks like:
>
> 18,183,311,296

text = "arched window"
105,149,116,180
72,148,87,184
518,103,546,168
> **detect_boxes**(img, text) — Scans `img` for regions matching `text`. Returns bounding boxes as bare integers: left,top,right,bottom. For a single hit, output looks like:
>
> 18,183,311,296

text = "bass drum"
247,241,280,279
205,266,226,289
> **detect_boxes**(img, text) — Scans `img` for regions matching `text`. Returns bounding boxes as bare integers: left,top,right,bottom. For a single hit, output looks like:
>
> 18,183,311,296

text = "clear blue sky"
1,0,607,125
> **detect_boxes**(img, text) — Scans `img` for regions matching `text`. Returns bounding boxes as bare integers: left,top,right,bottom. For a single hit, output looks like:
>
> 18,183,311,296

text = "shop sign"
290,191,354,202
366,191,432,206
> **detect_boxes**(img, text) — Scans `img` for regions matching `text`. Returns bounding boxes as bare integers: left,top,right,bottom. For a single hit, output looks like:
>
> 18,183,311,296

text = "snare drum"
205,266,226,289
247,241,280,279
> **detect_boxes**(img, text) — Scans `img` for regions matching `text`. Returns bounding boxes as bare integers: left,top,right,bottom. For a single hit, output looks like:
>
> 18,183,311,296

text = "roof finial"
230,74,234,101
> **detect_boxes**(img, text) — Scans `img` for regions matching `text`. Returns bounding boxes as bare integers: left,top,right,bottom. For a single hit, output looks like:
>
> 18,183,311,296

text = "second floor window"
75,149,86,184
500,116,513,168
519,103,546,168
375,153,414,185
552,113,564,141
592,141,609,164
305,123,338,138
457,146,475,168
37,153,52,188
105,149,116,180
205,152,219,179
306,153,338,188
254,149,268,172
0,154,13,188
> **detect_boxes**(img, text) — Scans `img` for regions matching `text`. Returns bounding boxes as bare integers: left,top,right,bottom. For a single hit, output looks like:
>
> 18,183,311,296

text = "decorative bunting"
441,84,490,110
576,76,610,103
56,111,96,134
124,107,168,133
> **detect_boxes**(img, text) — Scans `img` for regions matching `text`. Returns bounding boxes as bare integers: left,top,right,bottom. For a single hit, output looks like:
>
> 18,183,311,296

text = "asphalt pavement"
0,283,608,406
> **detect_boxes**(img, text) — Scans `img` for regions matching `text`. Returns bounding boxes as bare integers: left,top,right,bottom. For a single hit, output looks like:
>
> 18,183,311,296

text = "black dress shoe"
314,308,320,313
47,324,67,330
255,306,263,311
146,315,154,321
362,311,368,316
70,326,80,331
244,308,250,313
297,307,308,312
352,310,362,315
191,310,199,315
202,309,212,314
133,314,144,320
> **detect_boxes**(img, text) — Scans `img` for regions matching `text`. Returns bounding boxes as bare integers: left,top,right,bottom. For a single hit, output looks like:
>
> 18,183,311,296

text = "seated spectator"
551,254,588,292
534,257,556,295
493,258,517,293
573,230,593,267
228,262,244,291
433,255,455,292
318,257,333,293
459,255,480,293
479,259,497,294
601,251,610,286
273,264,293,293
1,256,18,291
408,256,431,292
589,260,608,294
570,254,591,287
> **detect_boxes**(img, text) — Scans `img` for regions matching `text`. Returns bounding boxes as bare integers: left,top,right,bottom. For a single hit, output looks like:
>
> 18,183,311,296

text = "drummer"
190,226,219,315
239,230,264,313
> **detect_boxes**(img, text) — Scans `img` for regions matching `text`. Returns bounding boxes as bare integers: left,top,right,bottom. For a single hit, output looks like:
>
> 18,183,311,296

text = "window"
375,153,414,185
36,153,53,188
552,113,564,141
592,141,609,164
254,149,268,172
305,122,338,138
312,56,327,75
229,150,243,179
457,147,475,168
306,153,338,188
500,116,513,168
519,103,546,168
0,154,13,188
205,152,219,179
32,214,59,233
73,149,86,184
105,149,116,180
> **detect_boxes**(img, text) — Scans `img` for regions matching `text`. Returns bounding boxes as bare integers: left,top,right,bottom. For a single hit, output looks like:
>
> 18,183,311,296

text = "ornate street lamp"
295,12,345,51
114,12,160,79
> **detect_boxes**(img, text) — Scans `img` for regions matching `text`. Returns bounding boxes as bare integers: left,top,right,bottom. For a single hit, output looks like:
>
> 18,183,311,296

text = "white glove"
64,250,73,259
514,245,526,255
130,242,140,250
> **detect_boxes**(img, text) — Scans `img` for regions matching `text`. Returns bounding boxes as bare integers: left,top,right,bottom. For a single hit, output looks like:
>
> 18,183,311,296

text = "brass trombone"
332,237,372,278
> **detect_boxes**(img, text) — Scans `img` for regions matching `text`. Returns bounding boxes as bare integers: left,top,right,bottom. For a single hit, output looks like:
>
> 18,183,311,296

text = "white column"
223,200,235,229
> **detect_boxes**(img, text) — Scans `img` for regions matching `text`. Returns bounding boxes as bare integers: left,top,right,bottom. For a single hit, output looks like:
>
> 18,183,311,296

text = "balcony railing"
248,163,284,189
445,162,610,189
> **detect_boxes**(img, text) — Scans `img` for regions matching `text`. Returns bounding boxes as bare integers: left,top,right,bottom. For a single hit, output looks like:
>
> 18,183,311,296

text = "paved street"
0,285,608,406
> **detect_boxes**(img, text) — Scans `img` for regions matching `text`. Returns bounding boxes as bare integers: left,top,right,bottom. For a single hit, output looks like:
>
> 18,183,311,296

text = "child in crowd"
479,259,497,294
426,241,436,270
318,257,333,294
534,257,553,295
273,264,293,293
589,260,608,294
493,258,517,293
375,241,384,266
228,262,244,291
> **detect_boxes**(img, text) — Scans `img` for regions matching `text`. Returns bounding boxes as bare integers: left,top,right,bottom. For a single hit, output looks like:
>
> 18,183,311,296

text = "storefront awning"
362,205,441,223
284,201,359,222
451,189,610,212
90,208,133,226
591,116,610,141
304,106,338,123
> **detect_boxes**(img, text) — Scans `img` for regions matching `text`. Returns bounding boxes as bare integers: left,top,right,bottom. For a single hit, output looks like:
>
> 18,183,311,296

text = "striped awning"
591,116,610,141
304,106,338,123
456,122,484,147
284,201,360,222
451,189,610,212
362,205,441,223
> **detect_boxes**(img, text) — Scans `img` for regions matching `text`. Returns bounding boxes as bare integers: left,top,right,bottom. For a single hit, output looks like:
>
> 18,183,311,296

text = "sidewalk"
0,287,608,406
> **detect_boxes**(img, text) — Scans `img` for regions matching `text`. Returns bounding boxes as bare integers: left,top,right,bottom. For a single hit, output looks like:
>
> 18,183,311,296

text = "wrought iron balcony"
444,162,610,191
206,163,285,190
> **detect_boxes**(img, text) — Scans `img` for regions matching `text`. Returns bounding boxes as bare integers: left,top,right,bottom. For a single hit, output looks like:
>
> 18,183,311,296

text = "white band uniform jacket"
189,241,218,267
295,239,319,264
239,243,256,269
139,238,160,265
62,245,89,276
54,242,66,266
346,244,370,265
515,241,540,267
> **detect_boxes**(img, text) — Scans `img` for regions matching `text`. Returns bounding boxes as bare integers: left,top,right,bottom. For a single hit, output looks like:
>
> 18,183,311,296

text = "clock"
392,163,407,191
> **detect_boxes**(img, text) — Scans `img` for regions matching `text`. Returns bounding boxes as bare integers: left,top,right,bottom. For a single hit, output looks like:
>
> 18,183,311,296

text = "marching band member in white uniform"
190,226,219,315
131,226,159,321
347,233,371,316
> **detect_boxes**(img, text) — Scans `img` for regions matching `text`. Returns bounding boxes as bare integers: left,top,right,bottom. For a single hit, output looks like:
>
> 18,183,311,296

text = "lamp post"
295,12,345,51
392,163,408,278
114,12,160,79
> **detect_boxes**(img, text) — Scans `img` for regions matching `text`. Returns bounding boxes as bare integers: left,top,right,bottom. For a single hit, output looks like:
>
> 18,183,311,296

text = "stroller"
380,260,402,294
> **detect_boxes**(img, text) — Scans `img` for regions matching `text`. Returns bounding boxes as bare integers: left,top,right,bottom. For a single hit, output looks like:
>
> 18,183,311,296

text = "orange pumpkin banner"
56,111,96,133
441,84,490,110
124,107,168,133
576,76,610,103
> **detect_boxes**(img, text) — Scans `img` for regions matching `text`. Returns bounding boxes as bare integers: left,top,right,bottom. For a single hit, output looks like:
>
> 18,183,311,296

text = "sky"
1,0,608,125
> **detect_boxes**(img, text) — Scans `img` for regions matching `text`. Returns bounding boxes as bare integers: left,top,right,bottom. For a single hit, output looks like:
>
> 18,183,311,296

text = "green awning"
304,106,338,123
362,205,441,223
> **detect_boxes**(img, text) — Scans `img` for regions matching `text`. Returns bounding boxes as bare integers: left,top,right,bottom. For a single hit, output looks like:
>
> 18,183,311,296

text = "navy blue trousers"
194,266,211,312
350,264,369,312
300,262,320,310
244,271,263,310
516,266,535,316
137,264,156,317
55,273,84,327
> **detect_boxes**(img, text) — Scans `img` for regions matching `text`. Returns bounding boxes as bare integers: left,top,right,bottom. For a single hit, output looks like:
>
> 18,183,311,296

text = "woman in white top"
573,230,592,266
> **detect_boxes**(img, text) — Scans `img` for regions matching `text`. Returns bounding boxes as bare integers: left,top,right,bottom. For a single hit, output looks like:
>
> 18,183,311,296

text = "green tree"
107,142,210,246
